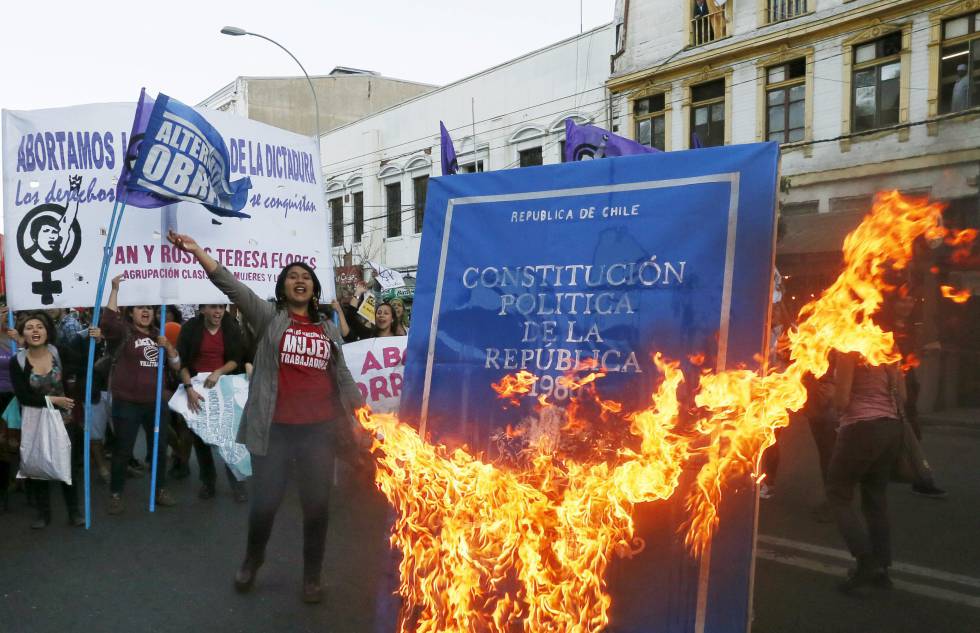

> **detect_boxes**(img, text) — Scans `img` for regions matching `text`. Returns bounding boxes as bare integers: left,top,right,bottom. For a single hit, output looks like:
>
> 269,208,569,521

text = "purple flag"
116,89,172,209
564,118,659,162
440,121,458,175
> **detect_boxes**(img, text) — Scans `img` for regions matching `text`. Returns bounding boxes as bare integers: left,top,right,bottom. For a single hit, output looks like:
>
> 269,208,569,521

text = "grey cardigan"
208,264,365,456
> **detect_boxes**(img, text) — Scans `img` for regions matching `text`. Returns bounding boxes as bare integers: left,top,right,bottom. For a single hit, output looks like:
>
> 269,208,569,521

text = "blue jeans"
110,399,169,495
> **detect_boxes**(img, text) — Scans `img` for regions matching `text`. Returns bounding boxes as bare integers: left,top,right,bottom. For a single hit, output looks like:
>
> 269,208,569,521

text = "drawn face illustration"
33,220,60,254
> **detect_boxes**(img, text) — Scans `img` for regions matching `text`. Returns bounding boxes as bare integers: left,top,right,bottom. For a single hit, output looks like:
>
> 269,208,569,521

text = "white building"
608,0,980,413
197,68,435,137
319,24,615,276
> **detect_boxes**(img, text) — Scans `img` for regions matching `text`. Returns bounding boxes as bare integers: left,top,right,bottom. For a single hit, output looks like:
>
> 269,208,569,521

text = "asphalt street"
1,417,977,633
751,416,980,633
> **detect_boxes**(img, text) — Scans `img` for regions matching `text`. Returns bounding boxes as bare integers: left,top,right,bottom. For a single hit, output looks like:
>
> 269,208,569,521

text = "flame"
940,285,971,304
357,190,954,632
491,370,538,405
946,228,977,246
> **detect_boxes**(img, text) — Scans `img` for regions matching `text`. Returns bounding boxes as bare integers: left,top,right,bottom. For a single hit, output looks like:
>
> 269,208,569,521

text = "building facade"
609,0,980,413
198,68,436,137
318,24,615,282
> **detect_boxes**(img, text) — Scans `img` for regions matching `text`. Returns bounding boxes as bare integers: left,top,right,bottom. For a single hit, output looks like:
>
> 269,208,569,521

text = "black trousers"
31,422,82,520
807,406,838,484
825,417,903,568
110,399,169,495
246,423,336,581
192,432,242,489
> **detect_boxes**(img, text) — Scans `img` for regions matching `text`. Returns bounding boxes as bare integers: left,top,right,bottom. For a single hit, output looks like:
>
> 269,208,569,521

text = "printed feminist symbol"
16,176,84,305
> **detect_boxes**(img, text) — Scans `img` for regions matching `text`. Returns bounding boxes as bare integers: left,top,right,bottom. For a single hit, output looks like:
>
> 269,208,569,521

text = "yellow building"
609,0,980,414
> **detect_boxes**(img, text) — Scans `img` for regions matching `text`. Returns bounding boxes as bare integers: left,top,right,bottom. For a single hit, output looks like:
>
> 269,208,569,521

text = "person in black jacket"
176,304,248,501
9,312,82,528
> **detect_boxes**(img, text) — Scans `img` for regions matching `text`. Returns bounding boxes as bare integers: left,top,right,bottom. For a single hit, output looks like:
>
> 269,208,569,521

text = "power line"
333,106,980,245
320,0,964,178
321,0,977,241
324,25,944,181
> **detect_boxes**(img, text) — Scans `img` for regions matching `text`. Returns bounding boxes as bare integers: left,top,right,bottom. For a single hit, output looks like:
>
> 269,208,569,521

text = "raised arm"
167,230,276,333
106,274,124,314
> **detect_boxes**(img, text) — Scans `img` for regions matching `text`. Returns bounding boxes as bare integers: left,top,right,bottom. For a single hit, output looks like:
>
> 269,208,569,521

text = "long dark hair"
124,305,160,332
16,311,56,345
274,261,322,317
373,301,406,337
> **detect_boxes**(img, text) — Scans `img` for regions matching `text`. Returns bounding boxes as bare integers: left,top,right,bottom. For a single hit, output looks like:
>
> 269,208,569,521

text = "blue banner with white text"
126,93,252,217
400,143,779,633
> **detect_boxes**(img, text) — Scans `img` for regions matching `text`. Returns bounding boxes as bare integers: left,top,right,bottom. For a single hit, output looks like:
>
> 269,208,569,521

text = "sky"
0,0,613,110
0,0,613,233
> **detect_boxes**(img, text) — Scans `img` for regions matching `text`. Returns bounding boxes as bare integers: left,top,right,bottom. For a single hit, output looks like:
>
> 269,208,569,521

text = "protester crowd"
0,270,410,530
1,248,953,600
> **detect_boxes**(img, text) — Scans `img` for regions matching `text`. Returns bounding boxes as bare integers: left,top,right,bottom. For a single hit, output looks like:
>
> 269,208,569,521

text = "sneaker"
198,483,216,500
107,493,125,515
31,515,50,530
69,512,86,528
911,482,948,499
97,465,110,484
126,464,145,479
155,489,177,507
759,483,775,500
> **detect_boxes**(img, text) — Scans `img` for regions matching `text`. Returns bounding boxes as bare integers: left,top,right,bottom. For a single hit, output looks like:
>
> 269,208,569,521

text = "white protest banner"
2,102,332,309
369,260,405,290
168,373,251,480
343,336,406,414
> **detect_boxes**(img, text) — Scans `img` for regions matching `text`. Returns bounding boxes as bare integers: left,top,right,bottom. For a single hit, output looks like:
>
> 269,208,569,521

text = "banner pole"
7,310,15,351
83,198,127,529
148,303,167,513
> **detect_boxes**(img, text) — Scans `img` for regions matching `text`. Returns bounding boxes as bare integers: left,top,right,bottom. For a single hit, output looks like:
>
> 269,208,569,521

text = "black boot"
234,553,264,593
302,576,323,604
838,557,890,595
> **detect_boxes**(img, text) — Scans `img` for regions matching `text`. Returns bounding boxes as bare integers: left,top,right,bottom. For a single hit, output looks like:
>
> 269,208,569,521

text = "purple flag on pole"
564,118,659,162
116,89,172,209
440,121,458,175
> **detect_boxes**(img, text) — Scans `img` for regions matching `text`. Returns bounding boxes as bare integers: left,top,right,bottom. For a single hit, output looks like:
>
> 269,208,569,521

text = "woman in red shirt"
167,230,366,604
176,304,247,501
96,275,182,515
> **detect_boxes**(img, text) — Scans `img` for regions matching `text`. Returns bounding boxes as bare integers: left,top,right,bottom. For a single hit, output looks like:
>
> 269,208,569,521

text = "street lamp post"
220,26,322,142
220,25,339,331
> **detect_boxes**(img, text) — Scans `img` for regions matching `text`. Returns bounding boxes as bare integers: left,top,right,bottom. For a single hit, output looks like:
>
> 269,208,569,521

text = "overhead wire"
320,0,965,179
321,0,977,243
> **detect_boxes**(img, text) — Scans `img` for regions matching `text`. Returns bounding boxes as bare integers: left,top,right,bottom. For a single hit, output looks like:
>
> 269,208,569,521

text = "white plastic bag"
17,399,72,485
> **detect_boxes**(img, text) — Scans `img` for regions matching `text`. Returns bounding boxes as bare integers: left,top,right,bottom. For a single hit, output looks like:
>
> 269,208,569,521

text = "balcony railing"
690,1,731,47
767,0,808,24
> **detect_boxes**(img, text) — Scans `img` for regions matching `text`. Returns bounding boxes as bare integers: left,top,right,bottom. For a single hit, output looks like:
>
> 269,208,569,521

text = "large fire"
355,191,974,632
